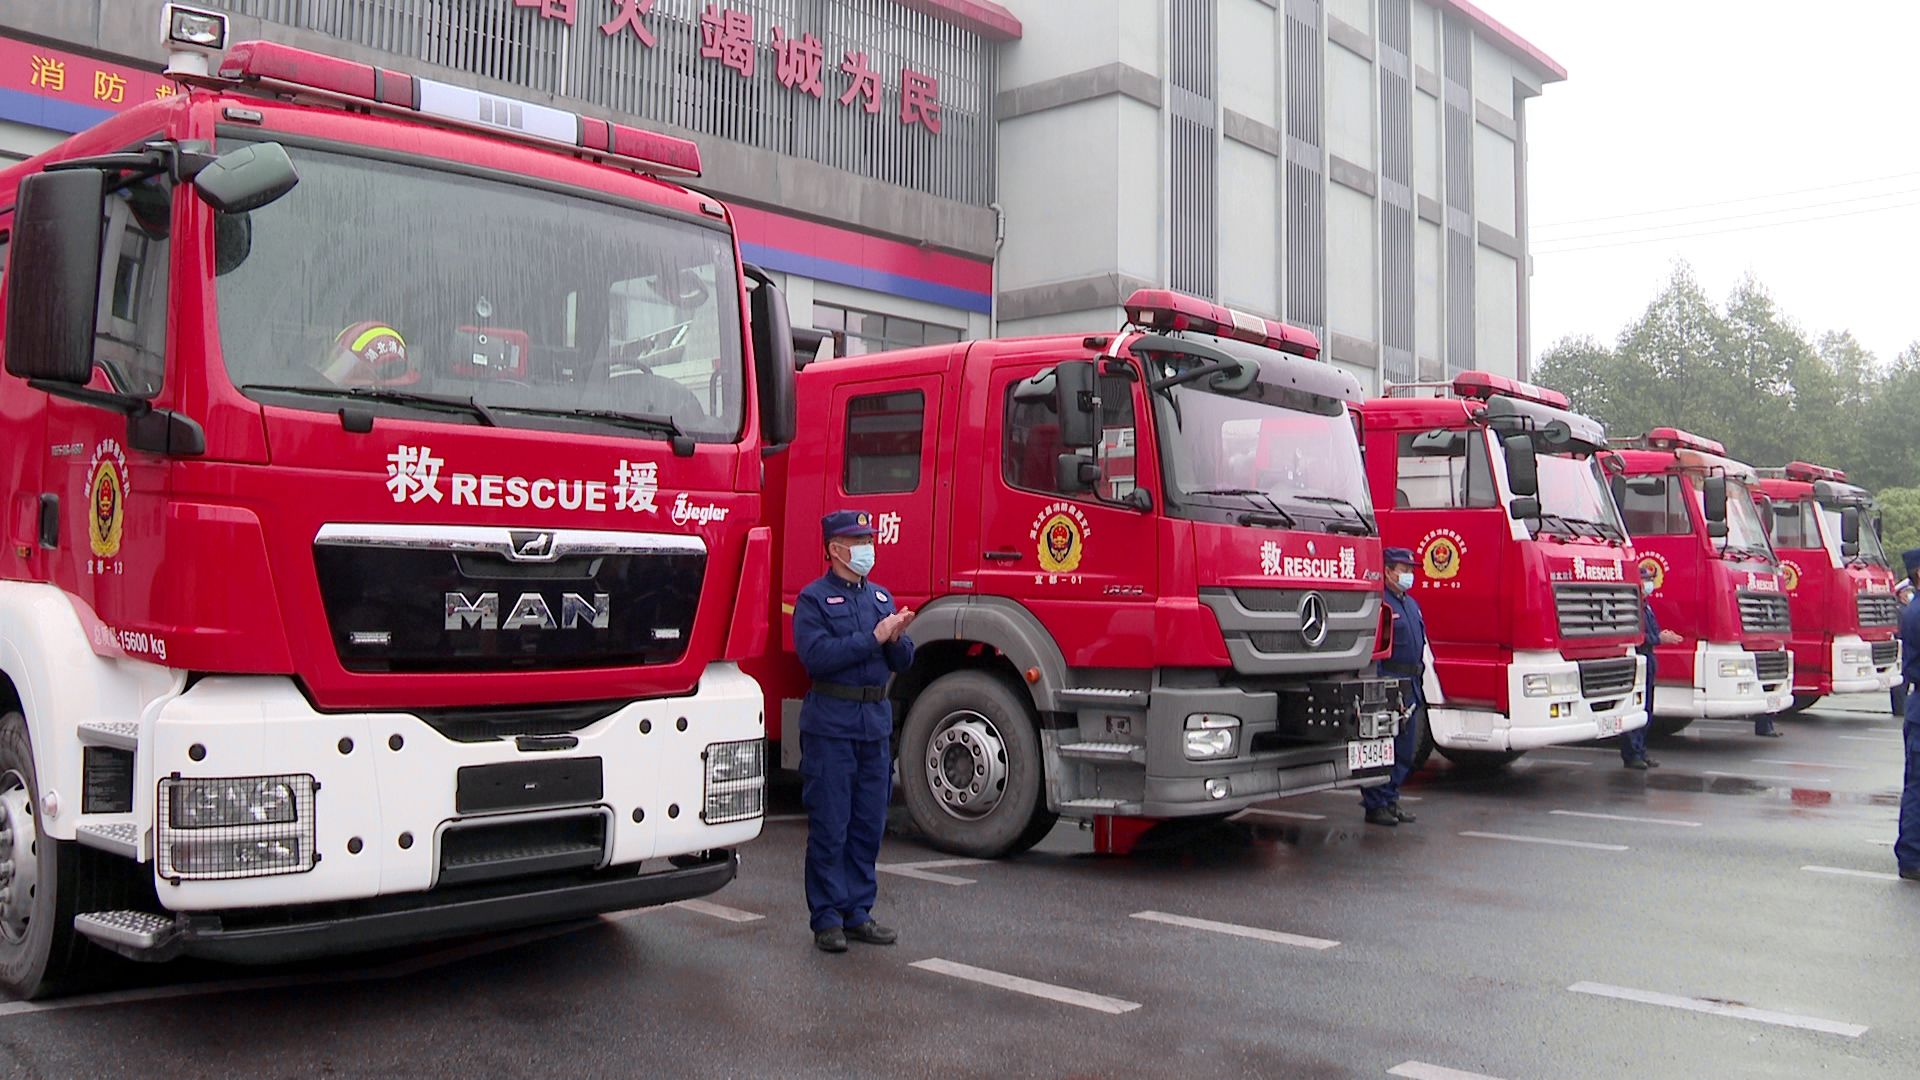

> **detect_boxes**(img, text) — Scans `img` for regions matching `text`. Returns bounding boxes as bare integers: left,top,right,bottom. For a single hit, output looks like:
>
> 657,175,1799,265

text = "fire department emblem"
1780,559,1801,591
1419,533,1462,581
1638,555,1666,592
1036,513,1084,573
85,438,130,560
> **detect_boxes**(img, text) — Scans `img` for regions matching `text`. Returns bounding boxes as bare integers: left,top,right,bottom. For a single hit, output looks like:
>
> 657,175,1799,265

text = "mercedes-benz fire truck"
0,6,790,997
1752,462,1899,712
743,291,1404,858
1612,429,1793,735
1360,374,1647,769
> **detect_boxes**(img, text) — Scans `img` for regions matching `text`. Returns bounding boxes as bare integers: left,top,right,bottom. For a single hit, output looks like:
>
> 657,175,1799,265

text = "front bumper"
1430,652,1647,752
1653,642,1794,718
1826,635,1897,695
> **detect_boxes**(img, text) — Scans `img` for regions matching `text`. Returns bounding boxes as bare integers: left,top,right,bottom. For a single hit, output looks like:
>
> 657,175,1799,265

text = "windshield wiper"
1531,512,1582,540
1148,360,1242,392
1188,488,1298,529
502,406,697,456
1237,510,1299,529
242,384,498,427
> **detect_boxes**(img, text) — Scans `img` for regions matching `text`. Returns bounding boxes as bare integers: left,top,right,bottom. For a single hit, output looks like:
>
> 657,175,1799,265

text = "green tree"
1876,486,1920,558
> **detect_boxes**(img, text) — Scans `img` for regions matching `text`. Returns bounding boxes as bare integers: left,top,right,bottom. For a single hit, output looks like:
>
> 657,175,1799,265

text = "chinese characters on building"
7,37,172,117
515,0,943,133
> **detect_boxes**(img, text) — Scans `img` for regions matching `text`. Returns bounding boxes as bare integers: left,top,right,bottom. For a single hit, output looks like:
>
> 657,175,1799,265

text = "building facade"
0,0,1559,385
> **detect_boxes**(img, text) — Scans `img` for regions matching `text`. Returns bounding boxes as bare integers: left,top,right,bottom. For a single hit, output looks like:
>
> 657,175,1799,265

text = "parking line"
1839,735,1901,743
1549,810,1701,828
675,899,765,923
1865,838,1895,846
877,858,988,886
1528,757,1594,766
910,958,1141,1015
1236,808,1328,822
1568,981,1867,1038
1389,1062,1505,1080
1704,768,1838,783
1544,745,1610,753
1459,831,1628,852
1130,911,1339,950
1803,865,1902,882
1753,759,1865,771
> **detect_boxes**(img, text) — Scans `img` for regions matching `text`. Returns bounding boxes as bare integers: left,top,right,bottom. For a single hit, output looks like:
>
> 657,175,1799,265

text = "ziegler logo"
445,591,611,631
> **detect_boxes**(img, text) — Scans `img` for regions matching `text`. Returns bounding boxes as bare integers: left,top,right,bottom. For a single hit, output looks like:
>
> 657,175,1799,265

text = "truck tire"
898,671,1056,859
1779,694,1820,716
0,711,145,999
1434,745,1524,771
1409,725,1435,772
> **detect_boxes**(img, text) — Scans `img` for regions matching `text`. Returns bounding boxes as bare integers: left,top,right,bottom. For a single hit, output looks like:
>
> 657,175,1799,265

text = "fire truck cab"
1360,374,1647,769
0,7,790,997
1752,461,1899,711
749,291,1405,858
1612,429,1793,734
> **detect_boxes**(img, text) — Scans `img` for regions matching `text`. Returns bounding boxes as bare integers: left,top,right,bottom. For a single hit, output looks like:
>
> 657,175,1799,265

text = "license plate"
1348,738,1394,771
1596,714,1621,737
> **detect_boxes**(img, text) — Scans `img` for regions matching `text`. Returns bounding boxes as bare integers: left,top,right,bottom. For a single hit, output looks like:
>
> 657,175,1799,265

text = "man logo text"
445,592,612,631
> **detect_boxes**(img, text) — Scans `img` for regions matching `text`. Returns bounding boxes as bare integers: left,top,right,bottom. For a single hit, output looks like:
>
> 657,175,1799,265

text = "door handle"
984,550,1023,562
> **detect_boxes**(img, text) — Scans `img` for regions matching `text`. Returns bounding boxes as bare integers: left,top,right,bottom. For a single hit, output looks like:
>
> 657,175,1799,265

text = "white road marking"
1549,809,1701,828
1130,910,1339,950
1568,981,1868,1038
1839,734,1901,742
1389,1062,1506,1080
1528,757,1594,766
877,857,988,886
1703,770,1830,784
674,899,765,923
1542,745,1610,753
1753,759,1865,771
1459,831,1628,852
911,958,1141,1014
1803,865,1903,882
1865,838,1895,847
1236,808,1328,822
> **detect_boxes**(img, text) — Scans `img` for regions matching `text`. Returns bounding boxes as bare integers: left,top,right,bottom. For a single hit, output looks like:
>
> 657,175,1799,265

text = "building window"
1619,476,1691,536
813,301,963,357
1393,430,1495,509
844,391,925,494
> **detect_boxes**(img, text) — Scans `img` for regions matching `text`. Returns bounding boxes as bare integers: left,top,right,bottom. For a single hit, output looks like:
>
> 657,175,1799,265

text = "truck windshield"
215,143,745,441
1534,452,1626,540
1818,502,1889,567
1698,477,1774,559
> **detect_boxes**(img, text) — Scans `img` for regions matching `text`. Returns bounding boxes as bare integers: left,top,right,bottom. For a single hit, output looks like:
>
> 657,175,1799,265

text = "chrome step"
76,721,139,752
1057,687,1147,707
74,910,177,952
1059,797,1142,814
1057,742,1146,764
75,822,142,860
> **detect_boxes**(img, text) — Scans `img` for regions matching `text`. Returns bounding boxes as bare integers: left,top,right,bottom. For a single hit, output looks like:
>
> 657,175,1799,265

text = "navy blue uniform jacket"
792,572,916,741
1384,588,1427,707
1640,601,1661,681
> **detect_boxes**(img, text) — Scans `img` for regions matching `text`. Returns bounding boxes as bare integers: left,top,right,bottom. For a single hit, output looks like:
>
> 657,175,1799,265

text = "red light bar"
1450,370,1569,408
1643,426,1726,456
215,40,702,177
1783,461,1846,483
1122,289,1320,359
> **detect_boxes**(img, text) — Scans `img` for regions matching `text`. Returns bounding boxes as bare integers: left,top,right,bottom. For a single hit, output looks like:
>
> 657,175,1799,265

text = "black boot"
1365,805,1399,827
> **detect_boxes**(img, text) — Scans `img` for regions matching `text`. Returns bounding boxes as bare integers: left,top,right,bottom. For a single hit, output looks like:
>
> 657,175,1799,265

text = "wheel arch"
891,596,1071,724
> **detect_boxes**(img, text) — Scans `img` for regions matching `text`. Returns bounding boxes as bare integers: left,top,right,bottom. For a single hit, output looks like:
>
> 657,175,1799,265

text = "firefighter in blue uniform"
792,510,918,950
1623,562,1683,769
1365,548,1425,827
1895,549,1920,881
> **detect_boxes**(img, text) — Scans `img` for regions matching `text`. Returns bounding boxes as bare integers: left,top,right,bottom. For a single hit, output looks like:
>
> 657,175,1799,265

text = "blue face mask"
846,544,876,577
1393,572,1414,591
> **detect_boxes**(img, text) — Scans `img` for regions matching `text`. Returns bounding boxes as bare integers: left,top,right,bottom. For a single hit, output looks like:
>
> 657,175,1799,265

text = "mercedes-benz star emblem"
1299,592,1330,648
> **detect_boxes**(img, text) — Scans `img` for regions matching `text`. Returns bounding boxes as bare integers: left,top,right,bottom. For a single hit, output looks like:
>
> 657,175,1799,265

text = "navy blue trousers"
1900,711,1920,873
1362,705,1423,810
1621,661,1654,762
799,732,890,932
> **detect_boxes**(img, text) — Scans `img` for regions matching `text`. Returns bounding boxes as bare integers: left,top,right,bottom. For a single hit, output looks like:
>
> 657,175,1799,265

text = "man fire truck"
1359,375,1647,770
0,6,791,997
1752,462,1899,713
744,291,1405,858
1611,429,1793,735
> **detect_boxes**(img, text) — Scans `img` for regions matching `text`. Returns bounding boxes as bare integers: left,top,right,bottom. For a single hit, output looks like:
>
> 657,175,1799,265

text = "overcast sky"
1507,0,1920,365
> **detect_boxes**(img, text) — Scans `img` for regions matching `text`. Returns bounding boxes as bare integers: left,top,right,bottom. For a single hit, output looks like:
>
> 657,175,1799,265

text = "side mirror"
744,266,797,448
1609,475,1626,511
1502,433,1538,498
191,142,298,214
1055,452,1098,494
1841,506,1861,545
1052,360,1098,449
1702,475,1728,523
1124,488,1154,512
1510,495,1542,521
1707,520,1729,539
3,169,105,385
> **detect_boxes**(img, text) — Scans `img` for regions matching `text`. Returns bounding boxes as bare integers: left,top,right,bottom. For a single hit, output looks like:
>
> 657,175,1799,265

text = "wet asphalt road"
0,697,1915,1079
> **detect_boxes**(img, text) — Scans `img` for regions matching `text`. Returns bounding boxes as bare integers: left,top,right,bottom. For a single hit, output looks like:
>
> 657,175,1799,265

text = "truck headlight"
703,739,765,824
158,774,316,880
1840,647,1871,665
1184,714,1240,760
1524,672,1579,698
1718,659,1756,679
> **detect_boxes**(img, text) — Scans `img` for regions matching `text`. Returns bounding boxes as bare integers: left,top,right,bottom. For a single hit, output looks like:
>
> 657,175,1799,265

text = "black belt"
812,681,889,703
1381,661,1423,678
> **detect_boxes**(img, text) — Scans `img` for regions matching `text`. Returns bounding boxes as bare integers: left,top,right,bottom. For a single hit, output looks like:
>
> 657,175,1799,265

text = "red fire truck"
1751,462,1899,711
744,291,1405,858
1612,429,1793,734
1359,374,1646,769
0,7,790,996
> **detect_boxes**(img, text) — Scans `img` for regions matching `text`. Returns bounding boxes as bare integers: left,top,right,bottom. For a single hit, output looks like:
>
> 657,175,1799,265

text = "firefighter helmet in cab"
318,321,417,387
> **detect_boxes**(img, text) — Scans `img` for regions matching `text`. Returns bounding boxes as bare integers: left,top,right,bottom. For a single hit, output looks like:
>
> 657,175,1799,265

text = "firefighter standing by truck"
1624,563,1684,769
1365,548,1426,827
1896,549,1920,882
793,511,917,950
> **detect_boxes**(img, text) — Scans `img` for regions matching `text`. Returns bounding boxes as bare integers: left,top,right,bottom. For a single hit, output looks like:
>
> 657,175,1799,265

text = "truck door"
821,375,944,608
973,358,1159,666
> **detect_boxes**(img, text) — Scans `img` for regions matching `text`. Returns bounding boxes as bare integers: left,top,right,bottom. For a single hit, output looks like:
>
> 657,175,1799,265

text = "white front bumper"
1652,641,1793,718
137,663,764,911
1430,651,1648,752
1828,634,1897,694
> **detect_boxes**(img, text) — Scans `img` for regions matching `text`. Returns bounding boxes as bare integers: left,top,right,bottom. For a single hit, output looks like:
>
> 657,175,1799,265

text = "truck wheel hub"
926,712,1008,819
0,773,38,946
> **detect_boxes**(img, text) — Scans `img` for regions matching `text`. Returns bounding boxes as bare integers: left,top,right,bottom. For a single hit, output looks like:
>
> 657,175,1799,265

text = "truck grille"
1858,594,1899,628
1555,585,1641,639
1737,591,1791,635
1873,640,1900,667
1578,657,1639,700
1752,650,1790,683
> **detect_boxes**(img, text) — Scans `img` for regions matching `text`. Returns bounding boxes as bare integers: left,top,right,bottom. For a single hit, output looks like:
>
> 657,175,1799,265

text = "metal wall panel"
1283,0,1325,339
1169,0,1218,300
1377,0,1414,386
1440,10,1474,375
